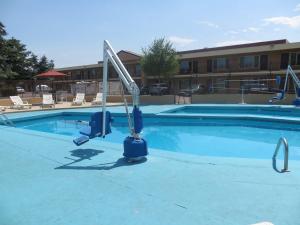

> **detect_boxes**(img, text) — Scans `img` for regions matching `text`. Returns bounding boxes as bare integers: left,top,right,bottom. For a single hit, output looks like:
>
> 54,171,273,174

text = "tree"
36,55,54,74
0,22,7,37
0,21,55,80
141,38,179,83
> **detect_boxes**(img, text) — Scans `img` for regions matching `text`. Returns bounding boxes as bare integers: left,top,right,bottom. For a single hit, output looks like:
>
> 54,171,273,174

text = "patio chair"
72,93,85,105
91,93,103,105
41,94,55,108
10,96,32,109
0,106,6,111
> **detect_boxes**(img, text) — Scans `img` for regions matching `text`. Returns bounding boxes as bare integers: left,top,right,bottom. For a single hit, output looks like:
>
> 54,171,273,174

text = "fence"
0,79,126,98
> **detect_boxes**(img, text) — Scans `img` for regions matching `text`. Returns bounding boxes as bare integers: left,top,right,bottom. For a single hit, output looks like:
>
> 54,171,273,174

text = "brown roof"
118,50,141,57
177,39,288,55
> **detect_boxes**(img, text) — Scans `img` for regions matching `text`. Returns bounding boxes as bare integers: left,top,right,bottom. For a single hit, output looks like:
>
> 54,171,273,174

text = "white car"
36,85,52,92
16,86,25,93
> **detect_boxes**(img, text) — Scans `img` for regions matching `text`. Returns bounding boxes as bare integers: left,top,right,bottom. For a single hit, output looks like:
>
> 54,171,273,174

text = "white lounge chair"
72,93,85,105
0,106,6,111
41,94,55,108
91,93,103,105
10,96,32,109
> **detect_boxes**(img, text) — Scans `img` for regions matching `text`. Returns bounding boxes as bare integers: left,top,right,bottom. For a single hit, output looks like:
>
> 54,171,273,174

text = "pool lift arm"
102,40,148,161
269,65,300,105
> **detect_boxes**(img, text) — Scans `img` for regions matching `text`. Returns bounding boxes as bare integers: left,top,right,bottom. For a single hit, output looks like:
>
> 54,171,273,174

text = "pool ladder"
0,112,15,127
272,137,289,172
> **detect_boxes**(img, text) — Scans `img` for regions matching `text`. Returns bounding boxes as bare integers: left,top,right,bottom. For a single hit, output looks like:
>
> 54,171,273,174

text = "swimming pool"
13,111,300,160
3,105,300,225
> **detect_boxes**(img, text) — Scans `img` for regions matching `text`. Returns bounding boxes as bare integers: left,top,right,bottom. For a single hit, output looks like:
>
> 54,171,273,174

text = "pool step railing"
0,112,15,127
272,137,289,172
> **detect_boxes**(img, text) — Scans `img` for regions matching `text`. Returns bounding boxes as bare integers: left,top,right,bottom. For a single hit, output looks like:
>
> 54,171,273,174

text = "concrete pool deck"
1,105,300,225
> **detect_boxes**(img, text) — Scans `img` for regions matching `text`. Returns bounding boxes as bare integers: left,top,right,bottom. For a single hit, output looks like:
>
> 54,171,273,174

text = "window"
207,59,212,72
291,53,297,65
291,53,300,66
192,61,198,73
180,61,191,74
260,55,268,70
92,69,96,79
281,53,289,69
135,64,141,76
213,58,228,70
240,55,259,69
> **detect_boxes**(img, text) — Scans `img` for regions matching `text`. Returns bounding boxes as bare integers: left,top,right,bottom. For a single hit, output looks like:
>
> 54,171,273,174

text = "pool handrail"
272,137,289,172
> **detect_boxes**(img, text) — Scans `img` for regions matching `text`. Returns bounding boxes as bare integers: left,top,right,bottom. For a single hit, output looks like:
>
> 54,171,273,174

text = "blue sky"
1,0,300,68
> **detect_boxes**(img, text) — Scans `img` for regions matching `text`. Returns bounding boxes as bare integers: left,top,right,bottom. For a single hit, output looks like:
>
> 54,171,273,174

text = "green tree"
141,38,179,83
0,22,55,80
0,22,7,37
36,55,54,74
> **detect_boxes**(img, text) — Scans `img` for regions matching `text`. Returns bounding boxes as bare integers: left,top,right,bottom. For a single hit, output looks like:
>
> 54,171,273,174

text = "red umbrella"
36,69,67,78
35,70,68,95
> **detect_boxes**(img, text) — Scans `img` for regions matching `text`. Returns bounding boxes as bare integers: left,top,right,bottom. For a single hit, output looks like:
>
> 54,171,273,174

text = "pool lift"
269,65,300,105
73,40,148,161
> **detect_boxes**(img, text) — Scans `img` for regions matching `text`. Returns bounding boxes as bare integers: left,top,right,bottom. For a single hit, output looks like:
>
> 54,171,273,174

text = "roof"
177,39,288,55
118,50,142,57
56,63,102,71
178,40,300,59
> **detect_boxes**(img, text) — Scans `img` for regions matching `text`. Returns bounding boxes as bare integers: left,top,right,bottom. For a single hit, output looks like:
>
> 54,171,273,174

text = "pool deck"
1,105,300,225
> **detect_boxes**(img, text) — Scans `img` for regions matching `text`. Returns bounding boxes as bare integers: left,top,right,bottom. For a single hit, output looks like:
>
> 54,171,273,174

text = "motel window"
87,70,91,79
92,69,96,79
192,61,198,73
213,58,228,70
260,55,268,70
180,61,192,74
135,64,141,76
290,53,300,66
240,55,259,69
207,59,212,72
291,53,297,65
281,53,289,69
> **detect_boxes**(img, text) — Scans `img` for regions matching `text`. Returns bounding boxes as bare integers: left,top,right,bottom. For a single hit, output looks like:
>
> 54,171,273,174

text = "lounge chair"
41,94,55,108
91,93,103,105
72,93,85,105
10,96,32,109
0,106,6,111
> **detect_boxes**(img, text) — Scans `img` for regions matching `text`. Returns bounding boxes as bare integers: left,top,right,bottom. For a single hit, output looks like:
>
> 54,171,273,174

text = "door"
260,55,268,70
280,53,289,69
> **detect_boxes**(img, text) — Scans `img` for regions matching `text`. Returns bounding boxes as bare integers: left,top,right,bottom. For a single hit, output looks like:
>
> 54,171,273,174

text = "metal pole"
241,86,245,104
102,41,108,137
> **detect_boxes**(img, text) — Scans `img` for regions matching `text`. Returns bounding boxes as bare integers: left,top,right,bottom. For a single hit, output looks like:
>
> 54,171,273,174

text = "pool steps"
0,112,15,127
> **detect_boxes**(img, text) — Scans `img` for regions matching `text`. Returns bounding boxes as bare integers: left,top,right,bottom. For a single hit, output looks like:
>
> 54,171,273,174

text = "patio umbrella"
35,70,68,93
35,69,67,78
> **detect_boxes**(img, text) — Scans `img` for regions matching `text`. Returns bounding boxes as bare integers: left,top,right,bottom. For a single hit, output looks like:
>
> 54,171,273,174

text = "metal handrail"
0,112,15,127
272,137,289,172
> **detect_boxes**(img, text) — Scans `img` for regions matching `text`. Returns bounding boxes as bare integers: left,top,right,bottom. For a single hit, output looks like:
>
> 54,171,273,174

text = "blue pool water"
14,114,300,160
165,105,300,117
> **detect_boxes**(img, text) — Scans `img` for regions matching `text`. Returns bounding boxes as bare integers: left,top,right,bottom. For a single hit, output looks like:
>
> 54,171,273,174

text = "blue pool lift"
269,65,300,106
73,40,148,161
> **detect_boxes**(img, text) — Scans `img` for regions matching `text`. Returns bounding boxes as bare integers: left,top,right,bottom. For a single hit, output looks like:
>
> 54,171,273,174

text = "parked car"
242,83,269,93
140,86,149,95
149,83,169,95
35,84,52,92
16,86,25,94
178,84,206,96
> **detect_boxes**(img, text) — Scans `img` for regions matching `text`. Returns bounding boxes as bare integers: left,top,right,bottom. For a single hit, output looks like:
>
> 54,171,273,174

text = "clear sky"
1,0,300,68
